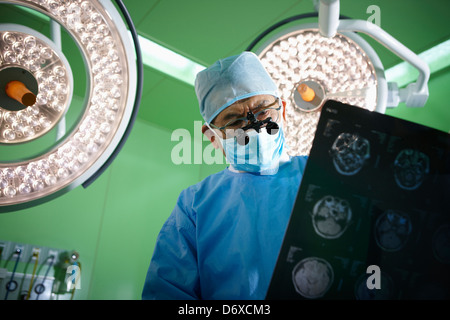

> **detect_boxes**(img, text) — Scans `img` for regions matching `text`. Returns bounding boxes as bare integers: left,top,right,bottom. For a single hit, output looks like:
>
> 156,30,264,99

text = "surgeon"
142,51,308,300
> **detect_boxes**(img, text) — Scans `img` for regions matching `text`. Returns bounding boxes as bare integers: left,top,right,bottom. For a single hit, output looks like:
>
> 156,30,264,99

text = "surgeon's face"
201,94,286,149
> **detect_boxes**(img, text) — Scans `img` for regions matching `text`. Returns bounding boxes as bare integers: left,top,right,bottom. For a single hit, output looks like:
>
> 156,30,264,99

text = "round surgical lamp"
249,0,429,157
0,0,143,211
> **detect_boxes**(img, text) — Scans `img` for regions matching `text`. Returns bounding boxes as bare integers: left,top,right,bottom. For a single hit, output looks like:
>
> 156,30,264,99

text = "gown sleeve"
141,188,201,300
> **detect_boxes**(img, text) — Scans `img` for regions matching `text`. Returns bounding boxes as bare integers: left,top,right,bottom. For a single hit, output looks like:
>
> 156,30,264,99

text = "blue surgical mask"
214,123,285,175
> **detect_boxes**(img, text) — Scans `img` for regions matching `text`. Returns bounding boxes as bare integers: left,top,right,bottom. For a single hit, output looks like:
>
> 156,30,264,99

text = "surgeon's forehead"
214,94,276,123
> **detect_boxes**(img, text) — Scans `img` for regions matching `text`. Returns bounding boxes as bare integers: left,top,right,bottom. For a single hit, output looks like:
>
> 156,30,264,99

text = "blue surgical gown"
142,155,308,300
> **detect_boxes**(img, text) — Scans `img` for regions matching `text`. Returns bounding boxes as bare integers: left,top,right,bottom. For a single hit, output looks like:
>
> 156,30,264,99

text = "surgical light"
0,0,142,211
249,0,430,156
0,24,73,144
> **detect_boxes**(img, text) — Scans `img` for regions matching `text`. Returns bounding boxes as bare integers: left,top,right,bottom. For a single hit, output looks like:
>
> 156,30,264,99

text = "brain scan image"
374,210,412,252
393,149,430,190
330,133,370,176
354,271,395,300
432,224,450,265
292,257,334,299
312,195,352,239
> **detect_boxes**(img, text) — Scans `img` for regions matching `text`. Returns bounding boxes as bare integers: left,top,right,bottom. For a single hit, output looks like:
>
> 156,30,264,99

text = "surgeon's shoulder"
286,155,309,173
179,167,230,199
191,167,230,192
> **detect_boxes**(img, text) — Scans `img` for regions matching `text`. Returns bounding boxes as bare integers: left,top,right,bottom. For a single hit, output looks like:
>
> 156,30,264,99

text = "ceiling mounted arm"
317,0,430,107
337,19,430,107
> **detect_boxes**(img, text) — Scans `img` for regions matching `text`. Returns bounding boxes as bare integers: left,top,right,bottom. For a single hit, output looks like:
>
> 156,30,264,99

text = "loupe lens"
266,122,279,135
236,132,249,146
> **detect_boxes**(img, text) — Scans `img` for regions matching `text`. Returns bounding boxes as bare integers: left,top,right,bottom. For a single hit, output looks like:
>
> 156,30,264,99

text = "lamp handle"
318,0,340,38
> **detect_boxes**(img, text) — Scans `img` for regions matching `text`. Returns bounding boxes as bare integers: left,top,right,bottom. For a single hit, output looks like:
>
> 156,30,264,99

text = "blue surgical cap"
195,51,280,124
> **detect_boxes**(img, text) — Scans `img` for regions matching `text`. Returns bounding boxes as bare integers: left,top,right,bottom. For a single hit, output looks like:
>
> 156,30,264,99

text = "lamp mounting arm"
337,19,430,107
317,0,429,107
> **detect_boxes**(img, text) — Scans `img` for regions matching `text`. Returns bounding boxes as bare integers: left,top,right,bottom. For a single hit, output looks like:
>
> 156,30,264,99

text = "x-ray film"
266,100,450,300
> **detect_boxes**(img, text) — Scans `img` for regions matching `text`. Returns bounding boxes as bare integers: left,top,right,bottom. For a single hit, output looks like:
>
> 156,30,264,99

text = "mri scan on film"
330,133,370,176
312,195,352,239
292,257,334,299
393,148,430,191
374,209,413,252
432,224,450,265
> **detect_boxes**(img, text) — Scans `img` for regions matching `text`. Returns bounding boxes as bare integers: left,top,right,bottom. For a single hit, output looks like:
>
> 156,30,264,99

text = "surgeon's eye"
228,119,246,129
257,109,270,116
